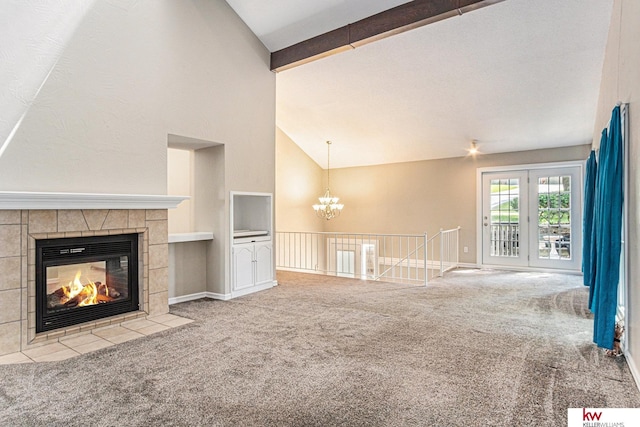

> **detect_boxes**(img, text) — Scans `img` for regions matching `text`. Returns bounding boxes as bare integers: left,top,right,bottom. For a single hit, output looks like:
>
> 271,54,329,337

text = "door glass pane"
361,244,376,277
537,175,571,260
336,250,355,277
490,178,520,257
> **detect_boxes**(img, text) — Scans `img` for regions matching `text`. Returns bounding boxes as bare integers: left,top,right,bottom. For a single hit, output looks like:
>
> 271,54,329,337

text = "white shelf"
234,230,269,238
169,232,214,243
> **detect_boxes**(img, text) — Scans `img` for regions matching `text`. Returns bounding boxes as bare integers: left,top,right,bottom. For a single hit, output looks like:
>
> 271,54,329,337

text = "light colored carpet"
1,269,638,426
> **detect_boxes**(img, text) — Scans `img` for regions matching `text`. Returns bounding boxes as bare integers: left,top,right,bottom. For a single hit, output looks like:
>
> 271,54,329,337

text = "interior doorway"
479,163,583,271
328,239,378,279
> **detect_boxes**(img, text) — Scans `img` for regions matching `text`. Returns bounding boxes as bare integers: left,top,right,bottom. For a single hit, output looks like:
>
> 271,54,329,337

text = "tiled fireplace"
0,193,185,356
36,232,140,333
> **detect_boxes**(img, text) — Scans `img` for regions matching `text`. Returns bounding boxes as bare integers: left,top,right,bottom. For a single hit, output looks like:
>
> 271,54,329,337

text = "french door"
481,165,582,270
482,171,528,267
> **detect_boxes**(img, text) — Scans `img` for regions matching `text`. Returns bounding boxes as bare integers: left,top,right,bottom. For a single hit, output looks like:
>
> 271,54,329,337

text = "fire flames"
59,271,114,307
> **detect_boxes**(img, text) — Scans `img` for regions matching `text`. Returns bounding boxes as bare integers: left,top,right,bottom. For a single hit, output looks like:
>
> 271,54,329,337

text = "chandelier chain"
326,140,331,189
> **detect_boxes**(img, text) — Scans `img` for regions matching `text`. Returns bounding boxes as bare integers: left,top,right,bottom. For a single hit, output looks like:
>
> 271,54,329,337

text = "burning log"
46,273,121,309
97,282,120,298
65,282,97,307
47,288,69,308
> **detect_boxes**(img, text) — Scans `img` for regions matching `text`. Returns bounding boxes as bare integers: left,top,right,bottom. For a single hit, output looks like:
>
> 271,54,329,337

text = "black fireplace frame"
35,233,139,333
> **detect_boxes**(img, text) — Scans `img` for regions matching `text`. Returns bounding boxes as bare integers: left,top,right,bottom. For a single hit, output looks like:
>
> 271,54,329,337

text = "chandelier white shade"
313,189,343,220
313,141,344,220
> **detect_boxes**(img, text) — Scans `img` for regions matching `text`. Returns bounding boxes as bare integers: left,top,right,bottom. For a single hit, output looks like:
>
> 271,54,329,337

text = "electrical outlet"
463,246,469,253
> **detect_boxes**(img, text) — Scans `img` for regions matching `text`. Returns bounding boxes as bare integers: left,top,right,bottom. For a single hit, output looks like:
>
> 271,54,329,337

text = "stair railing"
275,227,460,286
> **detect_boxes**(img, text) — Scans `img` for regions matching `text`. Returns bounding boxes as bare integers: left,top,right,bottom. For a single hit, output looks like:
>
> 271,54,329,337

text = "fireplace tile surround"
0,208,171,356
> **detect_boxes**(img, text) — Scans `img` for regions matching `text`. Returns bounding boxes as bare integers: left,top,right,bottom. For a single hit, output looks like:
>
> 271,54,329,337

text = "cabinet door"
254,242,273,286
232,245,255,291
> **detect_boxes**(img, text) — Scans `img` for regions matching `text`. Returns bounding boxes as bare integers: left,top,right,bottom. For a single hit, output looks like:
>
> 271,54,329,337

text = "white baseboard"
479,264,583,275
276,267,325,275
625,350,640,392
168,291,232,305
168,292,208,305
168,282,277,305
205,291,232,301
457,262,479,269
231,281,276,299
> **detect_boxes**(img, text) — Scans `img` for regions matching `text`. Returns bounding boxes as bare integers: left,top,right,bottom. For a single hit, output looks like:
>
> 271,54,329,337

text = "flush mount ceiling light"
312,140,344,220
468,139,479,155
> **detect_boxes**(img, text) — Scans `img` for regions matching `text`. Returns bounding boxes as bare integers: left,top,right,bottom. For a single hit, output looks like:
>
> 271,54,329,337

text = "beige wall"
593,0,640,384
276,128,324,232
167,148,194,234
169,241,207,299
0,1,276,298
305,145,591,265
0,0,275,197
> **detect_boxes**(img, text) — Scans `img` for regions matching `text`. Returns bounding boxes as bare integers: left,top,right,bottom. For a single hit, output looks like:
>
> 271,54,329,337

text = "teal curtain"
582,148,598,290
590,105,624,350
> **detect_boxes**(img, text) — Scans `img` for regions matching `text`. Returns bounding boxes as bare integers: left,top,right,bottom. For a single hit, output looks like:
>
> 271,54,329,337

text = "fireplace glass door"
36,234,139,332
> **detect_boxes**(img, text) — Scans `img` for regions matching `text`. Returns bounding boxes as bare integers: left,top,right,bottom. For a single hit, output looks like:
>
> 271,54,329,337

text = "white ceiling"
226,0,613,169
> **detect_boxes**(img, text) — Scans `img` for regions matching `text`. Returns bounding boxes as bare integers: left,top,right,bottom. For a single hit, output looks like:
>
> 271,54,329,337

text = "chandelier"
312,140,344,220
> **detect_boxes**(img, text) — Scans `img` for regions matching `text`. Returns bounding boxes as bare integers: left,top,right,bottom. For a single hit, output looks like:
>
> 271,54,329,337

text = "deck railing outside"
275,227,460,285
490,223,520,257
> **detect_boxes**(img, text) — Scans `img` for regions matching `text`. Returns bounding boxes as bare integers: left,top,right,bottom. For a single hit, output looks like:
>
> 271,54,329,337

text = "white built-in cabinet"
232,241,273,290
230,192,274,297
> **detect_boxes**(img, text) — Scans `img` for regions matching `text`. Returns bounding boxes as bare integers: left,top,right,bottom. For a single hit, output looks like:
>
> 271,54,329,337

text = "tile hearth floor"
0,314,193,365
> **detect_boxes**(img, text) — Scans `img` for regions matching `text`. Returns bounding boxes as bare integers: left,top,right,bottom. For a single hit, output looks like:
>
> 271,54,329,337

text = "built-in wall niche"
166,135,221,300
167,147,194,234
231,192,272,244
167,133,223,235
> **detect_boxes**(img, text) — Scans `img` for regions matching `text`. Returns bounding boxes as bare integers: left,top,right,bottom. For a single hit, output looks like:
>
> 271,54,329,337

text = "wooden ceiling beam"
270,0,505,72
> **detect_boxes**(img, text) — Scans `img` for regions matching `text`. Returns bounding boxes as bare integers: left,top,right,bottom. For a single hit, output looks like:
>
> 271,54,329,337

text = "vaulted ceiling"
226,0,613,168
